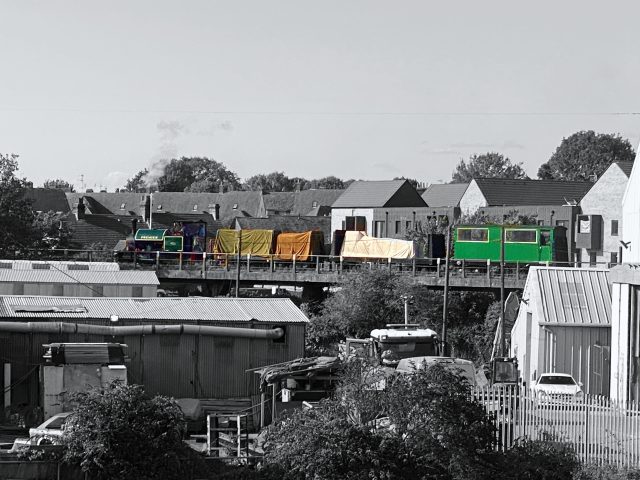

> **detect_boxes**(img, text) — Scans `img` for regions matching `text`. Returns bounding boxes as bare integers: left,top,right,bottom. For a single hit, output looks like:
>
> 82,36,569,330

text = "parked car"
28,412,72,445
532,373,583,402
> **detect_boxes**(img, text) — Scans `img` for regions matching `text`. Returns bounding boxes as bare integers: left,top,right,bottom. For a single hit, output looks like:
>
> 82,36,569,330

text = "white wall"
458,180,487,216
330,208,374,236
622,147,640,262
610,282,631,403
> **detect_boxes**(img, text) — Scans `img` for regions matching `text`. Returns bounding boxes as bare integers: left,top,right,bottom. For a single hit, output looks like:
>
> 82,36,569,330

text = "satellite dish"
504,292,520,323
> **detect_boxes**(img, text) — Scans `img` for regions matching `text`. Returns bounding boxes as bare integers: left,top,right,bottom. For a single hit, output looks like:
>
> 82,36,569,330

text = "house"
420,183,469,223
26,188,71,215
0,260,159,297
0,296,308,415
331,180,427,239
510,266,611,395
458,178,592,261
577,162,633,266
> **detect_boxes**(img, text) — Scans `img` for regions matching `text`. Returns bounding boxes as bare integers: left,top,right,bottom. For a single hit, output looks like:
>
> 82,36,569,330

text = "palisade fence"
472,386,640,467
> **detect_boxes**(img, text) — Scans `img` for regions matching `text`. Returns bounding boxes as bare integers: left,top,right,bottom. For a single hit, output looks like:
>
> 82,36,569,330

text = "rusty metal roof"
0,296,309,323
532,267,611,325
0,269,159,285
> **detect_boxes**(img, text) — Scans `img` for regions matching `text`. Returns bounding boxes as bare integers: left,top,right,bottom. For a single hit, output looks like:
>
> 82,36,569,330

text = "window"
312,201,318,208
67,264,89,271
540,231,551,246
32,264,51,270
345,216,366,231
505,229,537,243
611,220,619,236
0,263,12,269
611,252,619,264
457,228,488,242
537,220,545,226
555,220,568,228
233,203,238,209
120,203,126,209
395,221,401,234
156,204,162,210
193,204,198,211
406,221,412,231
578,216,591,233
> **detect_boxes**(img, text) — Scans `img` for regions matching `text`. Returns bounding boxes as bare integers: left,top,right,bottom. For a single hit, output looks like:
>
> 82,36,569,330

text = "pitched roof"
473,178,592,206
68,215,145,249
0,269,159,286
293,189,344,215
67,192,144,216
421,183,469,207
615,161,634,177
262,192,296,213
26,188,71,213
151,191,264,221
530,266,610,325
332,180,426,208
0,296,309,323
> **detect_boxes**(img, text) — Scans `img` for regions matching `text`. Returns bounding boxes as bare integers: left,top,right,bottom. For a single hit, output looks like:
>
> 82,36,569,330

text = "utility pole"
235,231,242,298
441,224,451,356
500,224,506,357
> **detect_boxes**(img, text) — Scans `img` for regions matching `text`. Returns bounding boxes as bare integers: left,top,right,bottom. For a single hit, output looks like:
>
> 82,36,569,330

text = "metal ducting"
0,322,284,340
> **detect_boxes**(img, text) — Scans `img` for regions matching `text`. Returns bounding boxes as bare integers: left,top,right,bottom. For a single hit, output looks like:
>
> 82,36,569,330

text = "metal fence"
473,386,640,467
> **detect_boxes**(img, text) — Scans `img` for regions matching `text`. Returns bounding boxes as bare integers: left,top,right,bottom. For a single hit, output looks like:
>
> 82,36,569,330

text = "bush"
498,438,579,480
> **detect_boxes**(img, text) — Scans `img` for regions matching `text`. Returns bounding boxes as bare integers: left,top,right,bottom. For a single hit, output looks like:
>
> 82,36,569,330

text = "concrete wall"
579,164,628,265
459,180,487,215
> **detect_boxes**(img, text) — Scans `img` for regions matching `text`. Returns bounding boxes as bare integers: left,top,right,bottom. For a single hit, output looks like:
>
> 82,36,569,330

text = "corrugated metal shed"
535,267,611,325
0,296,309,323
3,261,120,271
0,270,159,286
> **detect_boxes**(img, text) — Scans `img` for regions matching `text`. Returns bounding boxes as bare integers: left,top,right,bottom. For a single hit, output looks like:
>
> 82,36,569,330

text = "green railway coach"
452,224,568,263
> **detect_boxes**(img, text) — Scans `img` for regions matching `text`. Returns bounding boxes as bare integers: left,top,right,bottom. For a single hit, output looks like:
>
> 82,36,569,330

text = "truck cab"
369,324,439,367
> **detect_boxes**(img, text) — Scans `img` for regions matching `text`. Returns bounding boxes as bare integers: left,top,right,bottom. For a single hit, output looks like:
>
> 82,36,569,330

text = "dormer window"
312,201,318,208
233,203,238,209
193,204,198,211
120,203,126,209
157,204,162,210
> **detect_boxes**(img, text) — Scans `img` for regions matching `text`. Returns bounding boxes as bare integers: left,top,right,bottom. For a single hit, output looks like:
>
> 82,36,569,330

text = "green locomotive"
452,224,568,263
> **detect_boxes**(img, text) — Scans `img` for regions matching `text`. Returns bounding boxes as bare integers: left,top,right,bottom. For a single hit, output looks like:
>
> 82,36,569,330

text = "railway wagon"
452,224,568,263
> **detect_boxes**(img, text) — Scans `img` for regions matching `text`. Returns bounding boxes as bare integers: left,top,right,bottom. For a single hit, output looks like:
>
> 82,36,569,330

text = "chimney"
141,195,150,223
131,218,138,236
214,204,220,221
76,197,85,220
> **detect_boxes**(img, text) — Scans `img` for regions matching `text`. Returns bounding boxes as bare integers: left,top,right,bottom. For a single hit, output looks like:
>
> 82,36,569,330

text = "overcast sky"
2,1,640,191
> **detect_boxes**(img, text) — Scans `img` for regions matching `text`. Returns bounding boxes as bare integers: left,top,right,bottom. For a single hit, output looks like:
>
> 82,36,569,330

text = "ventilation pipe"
0,322,284,340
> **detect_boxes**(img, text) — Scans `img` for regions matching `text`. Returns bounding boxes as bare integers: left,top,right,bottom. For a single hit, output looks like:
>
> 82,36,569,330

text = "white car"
28,412,72,445
532,373,583,402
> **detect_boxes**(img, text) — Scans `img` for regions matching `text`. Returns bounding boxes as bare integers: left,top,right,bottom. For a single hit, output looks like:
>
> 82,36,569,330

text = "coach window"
457,228,488,242
540,231,550,246
505,229,537,243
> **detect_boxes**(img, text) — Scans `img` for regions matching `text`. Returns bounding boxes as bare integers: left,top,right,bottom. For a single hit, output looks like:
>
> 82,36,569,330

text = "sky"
2,1,640,191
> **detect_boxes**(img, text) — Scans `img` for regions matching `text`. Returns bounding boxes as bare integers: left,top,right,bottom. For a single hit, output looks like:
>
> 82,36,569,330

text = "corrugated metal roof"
4,260,120,271
0,296,309,323
474,178,593,206
332,180,426,208
534,267,611,325
421,183,469,207
0,269,159,285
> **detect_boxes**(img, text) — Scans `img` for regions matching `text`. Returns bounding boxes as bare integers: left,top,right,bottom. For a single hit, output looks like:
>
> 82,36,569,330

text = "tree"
305,176,348,190
538,130,635,181
43,178,75,192
451,152,528,183
393,176,421,189
156,157,241,192
244,171,297,192
63,383,194,480
32,211,73,250
123,168,149,192
0,154,37,255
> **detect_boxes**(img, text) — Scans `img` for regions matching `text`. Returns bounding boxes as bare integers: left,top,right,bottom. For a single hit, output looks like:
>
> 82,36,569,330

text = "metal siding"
0,270,159,285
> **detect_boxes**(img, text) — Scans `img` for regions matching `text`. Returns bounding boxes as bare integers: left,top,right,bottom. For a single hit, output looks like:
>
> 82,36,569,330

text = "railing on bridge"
8,248,619,283
473,385,640,468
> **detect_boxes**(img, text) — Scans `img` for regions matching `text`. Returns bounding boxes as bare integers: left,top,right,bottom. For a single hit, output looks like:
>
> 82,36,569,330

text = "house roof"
150,191,264,221
332,180,426,208
67,192,144,216
0,269,159,286
26,188,71,214
0,296,309,323
262,192,296,213
293,189,344,215
421,183,469,207
530,266,611,326
615,161,634,177
473,178,592,206
68,215,146,249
